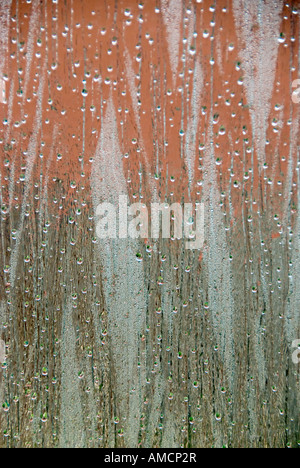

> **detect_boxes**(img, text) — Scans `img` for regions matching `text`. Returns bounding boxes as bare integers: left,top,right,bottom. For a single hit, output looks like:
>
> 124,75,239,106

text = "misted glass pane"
0,0,299,449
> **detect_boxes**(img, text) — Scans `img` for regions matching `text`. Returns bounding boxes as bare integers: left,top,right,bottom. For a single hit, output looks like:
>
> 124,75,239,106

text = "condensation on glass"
0,0,299,448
